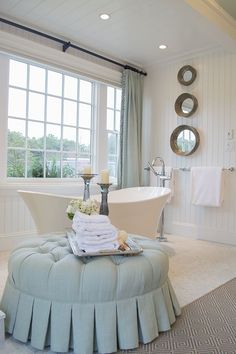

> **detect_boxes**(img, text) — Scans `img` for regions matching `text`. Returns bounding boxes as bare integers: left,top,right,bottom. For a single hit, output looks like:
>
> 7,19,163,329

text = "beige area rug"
118,278,236,354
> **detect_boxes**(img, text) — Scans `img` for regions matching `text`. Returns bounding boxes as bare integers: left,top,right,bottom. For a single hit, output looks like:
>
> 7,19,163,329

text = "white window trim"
0,53,121,186
0,54,9,182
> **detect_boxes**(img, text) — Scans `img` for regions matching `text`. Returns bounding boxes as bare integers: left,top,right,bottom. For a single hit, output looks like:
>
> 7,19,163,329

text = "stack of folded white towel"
72,211,119,253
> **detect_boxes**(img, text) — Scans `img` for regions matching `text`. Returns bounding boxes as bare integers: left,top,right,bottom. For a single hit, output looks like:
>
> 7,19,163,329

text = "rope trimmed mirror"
175,93,198,117
177,65,197,86
170,125,200,156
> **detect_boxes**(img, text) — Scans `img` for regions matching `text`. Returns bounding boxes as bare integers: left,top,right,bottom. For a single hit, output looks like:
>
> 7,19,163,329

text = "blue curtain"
118,69,144,188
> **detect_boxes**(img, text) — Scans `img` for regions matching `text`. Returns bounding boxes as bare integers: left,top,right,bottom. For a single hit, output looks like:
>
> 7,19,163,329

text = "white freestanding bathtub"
94,187,171,237
18,186,170,238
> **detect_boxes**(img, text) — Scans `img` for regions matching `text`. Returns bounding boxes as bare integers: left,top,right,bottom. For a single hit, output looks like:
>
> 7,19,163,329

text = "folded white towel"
72,221,114,234
77,234,118,246
76,222,115,232
76,240,119,253
149,166,174,202
74,226,117,237
74,211,110,224
76,233,118,243
191,167,224,207
76,230,118,242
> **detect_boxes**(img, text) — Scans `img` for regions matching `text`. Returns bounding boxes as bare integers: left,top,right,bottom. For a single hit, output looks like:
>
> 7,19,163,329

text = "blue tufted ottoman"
1,235,181,354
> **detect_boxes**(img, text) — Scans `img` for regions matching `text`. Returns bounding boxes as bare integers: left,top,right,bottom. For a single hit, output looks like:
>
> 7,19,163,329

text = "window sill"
0,178,118,190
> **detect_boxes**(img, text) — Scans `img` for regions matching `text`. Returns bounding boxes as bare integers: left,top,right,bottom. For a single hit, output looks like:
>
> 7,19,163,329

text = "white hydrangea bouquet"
66,198,99,220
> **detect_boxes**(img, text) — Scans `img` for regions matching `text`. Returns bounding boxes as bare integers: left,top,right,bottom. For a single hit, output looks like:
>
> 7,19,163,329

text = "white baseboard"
0,230,37,251
165,222,198,239
165,222,236,246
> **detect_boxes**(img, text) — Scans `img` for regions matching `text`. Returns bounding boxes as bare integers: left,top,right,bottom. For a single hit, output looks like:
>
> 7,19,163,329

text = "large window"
6,57,121,181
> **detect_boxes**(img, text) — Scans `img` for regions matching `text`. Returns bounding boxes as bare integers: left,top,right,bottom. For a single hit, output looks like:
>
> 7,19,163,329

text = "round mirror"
170,125,200,156
175,93,198,117
183,70,192,82
177,65,197,86
182,98,194,114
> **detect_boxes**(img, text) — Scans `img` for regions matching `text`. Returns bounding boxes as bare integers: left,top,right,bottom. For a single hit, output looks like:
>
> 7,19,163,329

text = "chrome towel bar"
178,167,234,172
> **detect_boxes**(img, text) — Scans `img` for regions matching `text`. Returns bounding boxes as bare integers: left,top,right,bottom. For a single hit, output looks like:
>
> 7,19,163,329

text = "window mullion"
25,63,30,178
91,83,97,172
113,89,116,131
76,78,80,174
97,83,108,173
43,69,48,178
61,74,64,178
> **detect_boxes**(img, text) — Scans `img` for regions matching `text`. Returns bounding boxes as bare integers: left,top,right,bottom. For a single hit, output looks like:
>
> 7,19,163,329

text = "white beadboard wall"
0,187,36,250
144,49,236,245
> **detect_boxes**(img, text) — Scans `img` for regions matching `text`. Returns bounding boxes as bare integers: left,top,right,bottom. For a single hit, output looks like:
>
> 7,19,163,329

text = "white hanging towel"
149,166,174,202
191,167,224,207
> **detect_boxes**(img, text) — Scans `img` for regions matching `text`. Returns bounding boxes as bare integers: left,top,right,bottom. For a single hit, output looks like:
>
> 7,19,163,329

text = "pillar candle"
100,170,109,183
83,165,91,175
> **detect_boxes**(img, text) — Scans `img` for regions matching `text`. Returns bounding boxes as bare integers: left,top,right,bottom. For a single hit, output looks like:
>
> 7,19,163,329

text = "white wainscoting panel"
0,187,36,250
145,49,236,245
0,183,103,251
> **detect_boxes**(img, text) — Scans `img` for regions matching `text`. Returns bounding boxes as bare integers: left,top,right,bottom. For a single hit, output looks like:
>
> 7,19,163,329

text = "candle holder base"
97,183,112,216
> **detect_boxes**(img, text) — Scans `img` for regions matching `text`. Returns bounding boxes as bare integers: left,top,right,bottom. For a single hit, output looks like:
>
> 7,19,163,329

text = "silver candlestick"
79,174,97,201
97,183,112,215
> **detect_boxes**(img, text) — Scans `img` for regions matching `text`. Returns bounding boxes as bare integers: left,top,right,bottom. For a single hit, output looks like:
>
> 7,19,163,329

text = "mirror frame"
170,125,200,156
177,65,197,86
175,93,198,117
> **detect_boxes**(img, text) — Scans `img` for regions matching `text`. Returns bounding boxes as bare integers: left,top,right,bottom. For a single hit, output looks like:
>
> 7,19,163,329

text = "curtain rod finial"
63,41,71,52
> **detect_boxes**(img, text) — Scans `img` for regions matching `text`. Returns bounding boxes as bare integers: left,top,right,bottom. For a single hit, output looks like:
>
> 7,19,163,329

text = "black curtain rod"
0,17,147,76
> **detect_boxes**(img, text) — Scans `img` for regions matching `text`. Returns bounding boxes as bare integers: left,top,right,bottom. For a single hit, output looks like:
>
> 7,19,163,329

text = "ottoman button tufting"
0,234,181,354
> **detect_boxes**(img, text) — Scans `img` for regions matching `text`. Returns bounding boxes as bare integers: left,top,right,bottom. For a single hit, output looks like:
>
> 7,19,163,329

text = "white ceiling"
0,0,236,69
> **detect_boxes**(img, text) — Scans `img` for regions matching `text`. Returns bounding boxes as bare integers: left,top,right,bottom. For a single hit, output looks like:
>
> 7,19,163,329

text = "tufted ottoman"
1,235,181,354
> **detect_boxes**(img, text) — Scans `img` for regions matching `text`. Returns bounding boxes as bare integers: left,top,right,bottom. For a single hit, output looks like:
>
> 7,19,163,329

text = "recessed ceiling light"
99,13,110,20
159,44,167,50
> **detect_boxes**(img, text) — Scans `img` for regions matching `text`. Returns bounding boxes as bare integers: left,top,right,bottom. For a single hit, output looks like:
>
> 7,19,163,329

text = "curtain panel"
118,69,144,188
